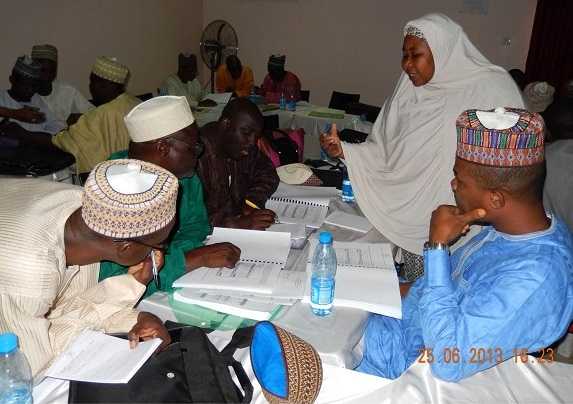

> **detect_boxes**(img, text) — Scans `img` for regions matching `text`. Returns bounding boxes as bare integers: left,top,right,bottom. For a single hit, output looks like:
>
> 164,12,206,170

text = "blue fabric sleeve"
419,255,566,382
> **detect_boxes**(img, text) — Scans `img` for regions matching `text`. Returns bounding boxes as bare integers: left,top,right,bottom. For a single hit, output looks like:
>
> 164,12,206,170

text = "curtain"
525,0,573,93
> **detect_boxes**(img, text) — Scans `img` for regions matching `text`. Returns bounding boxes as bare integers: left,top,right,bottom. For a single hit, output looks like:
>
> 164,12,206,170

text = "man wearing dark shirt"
197,98,279,229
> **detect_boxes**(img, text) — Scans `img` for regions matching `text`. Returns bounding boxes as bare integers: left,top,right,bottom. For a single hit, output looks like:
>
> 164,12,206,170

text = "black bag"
0,144,75,177
68,325,254,403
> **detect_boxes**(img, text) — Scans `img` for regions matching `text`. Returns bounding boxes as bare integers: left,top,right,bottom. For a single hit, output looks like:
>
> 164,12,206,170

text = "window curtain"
525,0,573,93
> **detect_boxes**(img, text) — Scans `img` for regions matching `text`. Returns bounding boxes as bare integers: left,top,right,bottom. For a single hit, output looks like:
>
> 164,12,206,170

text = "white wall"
203,0,537,106
0,0,203,98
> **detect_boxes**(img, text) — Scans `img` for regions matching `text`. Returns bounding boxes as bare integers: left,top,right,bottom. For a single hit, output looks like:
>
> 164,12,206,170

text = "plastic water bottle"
0,333,32,404
310,232,337,316
279,92,286,110
341,166,355,203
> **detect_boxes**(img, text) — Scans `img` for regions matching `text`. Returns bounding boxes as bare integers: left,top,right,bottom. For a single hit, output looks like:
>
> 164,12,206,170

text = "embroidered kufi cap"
82,159,178,238
456,107,545,167
276,163,313,185
524,81,555,112
268,54,286,68
31,44,58,62
12,56,42,80
125,96,195,143
91,56,129,84
404,25,426,40
251,321,322,404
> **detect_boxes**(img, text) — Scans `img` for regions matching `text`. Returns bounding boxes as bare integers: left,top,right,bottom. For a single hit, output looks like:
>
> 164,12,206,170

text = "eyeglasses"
171,136,205,158
113,238,168,253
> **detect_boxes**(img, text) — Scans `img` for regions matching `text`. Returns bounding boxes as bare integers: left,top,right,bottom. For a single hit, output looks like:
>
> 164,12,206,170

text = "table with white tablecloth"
33,332,573,404
194,101,372,159
31,191,573,404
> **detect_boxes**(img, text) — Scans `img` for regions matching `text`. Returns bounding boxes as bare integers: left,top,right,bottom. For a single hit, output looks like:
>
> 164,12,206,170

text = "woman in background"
321,13,524,280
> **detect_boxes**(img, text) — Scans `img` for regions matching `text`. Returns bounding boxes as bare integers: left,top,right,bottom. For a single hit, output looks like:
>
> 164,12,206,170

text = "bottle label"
310,276,335,306
341,180,354,201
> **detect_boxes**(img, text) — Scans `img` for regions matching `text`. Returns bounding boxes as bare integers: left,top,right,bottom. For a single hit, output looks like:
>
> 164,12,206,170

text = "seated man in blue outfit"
357,107,573,382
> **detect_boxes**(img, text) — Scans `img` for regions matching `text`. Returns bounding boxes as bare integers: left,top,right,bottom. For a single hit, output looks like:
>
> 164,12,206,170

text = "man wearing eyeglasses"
0,159,178,378
99,96,241,297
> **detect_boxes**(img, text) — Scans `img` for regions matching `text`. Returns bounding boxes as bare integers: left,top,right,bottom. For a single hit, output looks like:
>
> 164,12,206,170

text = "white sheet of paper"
45,330,161,384
266,199,329,228
272,183,340,201
324,210,373,233
309,240,394,269
203,92,232,104
207,227,291,265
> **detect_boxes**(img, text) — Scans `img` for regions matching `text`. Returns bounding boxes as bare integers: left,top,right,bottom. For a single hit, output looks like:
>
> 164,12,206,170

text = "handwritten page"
45,330,160,384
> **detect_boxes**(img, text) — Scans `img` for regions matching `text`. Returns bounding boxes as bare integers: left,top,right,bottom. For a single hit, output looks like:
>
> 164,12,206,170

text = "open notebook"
173,227,295,295
303,240,402,319
266,184,338,228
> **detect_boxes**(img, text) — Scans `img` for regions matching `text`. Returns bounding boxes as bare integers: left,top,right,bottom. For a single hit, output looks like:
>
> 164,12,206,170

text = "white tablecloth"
194,102,372,159
34,331,573,404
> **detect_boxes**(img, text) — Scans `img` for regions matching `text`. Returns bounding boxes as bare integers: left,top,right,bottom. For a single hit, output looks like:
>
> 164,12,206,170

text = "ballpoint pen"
150,249,160,289
245,199,280,224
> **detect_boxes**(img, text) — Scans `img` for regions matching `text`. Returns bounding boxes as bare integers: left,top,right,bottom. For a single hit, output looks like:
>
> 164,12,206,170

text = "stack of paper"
266,184,339,229
303,240,402,318
46,330,161,383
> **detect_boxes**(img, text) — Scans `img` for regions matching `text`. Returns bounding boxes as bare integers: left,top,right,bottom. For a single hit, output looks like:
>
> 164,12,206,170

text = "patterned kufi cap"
31,44,58,62
82,159,178,239
12,55,42,80
251,322,322,404
91,56,129,84
404,25,425,40
456,107,545,167
268,54,286,68
125,96,195,142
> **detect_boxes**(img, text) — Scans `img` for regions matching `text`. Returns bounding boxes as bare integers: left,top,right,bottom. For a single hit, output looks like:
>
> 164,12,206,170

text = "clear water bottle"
279,92,286,110
310,231,337,316
341,166,355,203
0,333,32,404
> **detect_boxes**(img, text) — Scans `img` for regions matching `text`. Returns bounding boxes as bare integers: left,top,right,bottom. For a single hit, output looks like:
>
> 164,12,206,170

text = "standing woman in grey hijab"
321,13,524,281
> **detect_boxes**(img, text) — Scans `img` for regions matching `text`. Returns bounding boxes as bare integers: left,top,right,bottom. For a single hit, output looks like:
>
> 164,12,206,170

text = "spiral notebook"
266,186,332,228
173,227,293,294
304,240,402,318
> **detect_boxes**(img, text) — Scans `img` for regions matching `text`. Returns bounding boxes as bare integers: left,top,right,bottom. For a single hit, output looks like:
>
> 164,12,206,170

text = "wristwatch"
423,241,450,253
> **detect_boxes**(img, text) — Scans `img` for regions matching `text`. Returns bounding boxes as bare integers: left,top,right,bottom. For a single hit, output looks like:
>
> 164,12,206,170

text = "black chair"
339,128,368,144
263,115,280,132
136,93,154,101
345,102,382,123
328,91,360,111
300,90,310,102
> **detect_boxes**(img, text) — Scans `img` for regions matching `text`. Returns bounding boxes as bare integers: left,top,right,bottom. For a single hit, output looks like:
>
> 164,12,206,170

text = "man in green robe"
99,95,240,297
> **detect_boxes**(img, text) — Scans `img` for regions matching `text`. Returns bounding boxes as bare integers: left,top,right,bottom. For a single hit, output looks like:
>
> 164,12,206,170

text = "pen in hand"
245,199,280,224
150,249,160,289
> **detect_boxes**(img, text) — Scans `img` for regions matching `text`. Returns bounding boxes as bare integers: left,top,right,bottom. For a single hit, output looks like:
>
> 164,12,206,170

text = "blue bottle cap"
0,332,18,353
318,231,333,244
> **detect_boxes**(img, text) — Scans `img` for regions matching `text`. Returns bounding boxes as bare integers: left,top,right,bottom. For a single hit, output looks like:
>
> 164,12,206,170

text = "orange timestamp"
418,347,555,364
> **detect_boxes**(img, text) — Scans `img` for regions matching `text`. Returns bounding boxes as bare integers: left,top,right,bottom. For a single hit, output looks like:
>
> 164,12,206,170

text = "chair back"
328,91,360,111
345,102,381,123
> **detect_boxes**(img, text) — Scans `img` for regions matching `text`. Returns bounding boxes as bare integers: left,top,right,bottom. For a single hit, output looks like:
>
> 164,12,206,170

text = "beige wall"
203,0,537,106
0,0,203,98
